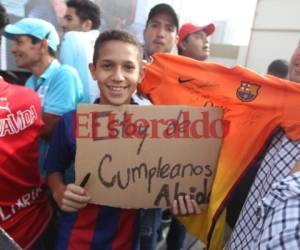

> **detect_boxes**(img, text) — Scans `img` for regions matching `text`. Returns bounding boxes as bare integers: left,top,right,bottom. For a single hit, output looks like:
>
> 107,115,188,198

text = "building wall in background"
245,0,300,74
2,0,299,75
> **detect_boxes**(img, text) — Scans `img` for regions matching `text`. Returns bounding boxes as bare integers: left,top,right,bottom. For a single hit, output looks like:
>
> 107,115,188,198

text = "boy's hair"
66,0,101,29
93,29,142,65
0,3,9,33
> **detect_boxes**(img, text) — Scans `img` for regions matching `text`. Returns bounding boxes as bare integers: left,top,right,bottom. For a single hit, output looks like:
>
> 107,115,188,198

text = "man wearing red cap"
177,22,215,61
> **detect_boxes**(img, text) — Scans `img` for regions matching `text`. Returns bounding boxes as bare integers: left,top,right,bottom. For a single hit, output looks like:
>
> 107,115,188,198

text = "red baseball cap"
178,22,215,44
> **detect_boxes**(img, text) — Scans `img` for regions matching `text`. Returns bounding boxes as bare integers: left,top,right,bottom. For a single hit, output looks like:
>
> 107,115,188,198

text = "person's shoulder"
49,64,82,92
62,30,91,42
88,29,100,38
4,79,39,99
54,63,80,79
73,30,99,43
63,31,83,39
58,63,78,73
1,80,41,112
61,31,85,50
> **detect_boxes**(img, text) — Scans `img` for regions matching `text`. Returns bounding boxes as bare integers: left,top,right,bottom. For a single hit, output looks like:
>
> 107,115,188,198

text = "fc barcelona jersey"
139,53,300,248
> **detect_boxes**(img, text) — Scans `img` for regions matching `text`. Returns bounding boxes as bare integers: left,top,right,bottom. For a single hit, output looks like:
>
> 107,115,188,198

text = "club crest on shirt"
148,56,154,64
236,82,260,102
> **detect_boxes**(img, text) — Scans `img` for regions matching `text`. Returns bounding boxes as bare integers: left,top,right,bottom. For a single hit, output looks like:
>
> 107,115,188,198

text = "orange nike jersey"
139,53,300,248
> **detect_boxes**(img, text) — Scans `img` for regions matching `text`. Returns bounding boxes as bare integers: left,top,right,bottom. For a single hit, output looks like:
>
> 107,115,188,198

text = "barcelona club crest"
236,82,260,102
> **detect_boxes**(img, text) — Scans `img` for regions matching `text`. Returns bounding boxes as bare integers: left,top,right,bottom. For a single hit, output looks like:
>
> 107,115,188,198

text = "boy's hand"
171,195,202,216
54,184,91,212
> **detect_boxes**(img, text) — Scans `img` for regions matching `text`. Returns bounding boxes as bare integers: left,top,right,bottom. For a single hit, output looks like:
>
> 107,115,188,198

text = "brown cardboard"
75,104,223,209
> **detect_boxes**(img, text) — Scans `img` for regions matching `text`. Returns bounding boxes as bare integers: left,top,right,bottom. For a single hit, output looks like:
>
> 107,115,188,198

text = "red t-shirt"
0,79,52,249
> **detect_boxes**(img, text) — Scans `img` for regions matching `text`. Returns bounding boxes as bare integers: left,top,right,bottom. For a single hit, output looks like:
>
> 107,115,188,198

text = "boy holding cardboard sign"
45,29,200,249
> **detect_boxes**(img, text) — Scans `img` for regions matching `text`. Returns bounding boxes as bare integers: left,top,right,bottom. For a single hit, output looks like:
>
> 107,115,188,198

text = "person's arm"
40,112,61,140
48,172,90,212
42,64,83,134
45,112,90,212
255,169,300,249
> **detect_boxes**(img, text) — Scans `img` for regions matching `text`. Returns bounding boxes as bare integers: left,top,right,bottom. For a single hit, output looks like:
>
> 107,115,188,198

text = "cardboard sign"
75,104,223,209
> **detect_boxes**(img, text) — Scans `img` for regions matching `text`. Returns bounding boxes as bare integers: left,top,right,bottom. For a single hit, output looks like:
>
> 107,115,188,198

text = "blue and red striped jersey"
46,110,141,250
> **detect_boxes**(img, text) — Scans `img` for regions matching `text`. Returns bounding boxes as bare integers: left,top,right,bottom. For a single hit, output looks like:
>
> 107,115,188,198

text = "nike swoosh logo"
178,78,194,84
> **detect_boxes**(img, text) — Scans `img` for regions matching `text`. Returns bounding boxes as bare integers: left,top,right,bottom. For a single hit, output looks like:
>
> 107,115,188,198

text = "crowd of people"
1,1,300,250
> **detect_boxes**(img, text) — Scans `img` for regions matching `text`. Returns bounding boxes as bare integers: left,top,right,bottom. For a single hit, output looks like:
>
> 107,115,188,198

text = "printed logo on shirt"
0,187,43,222
0,97,11,114
178,77,195,84
236,81,260,102
0,105,38,137
147,56,155,64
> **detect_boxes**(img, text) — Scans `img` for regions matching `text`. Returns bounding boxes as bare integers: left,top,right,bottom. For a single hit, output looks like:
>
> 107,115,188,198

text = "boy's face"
89,40,142,106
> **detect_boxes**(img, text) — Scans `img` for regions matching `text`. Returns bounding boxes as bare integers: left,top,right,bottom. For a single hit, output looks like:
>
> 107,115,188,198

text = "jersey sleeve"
43,66,83,115
45,112,75,173
281,79,300,140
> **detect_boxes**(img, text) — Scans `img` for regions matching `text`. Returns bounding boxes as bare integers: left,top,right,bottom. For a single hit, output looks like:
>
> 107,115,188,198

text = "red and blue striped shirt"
46,110,141,250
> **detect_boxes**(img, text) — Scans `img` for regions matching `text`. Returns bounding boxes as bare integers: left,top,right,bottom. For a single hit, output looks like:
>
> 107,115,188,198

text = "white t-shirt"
59,30,100,103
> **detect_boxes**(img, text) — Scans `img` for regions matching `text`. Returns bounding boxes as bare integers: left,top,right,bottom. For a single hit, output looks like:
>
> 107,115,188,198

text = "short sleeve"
45,112,75,173
43,66,83,115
